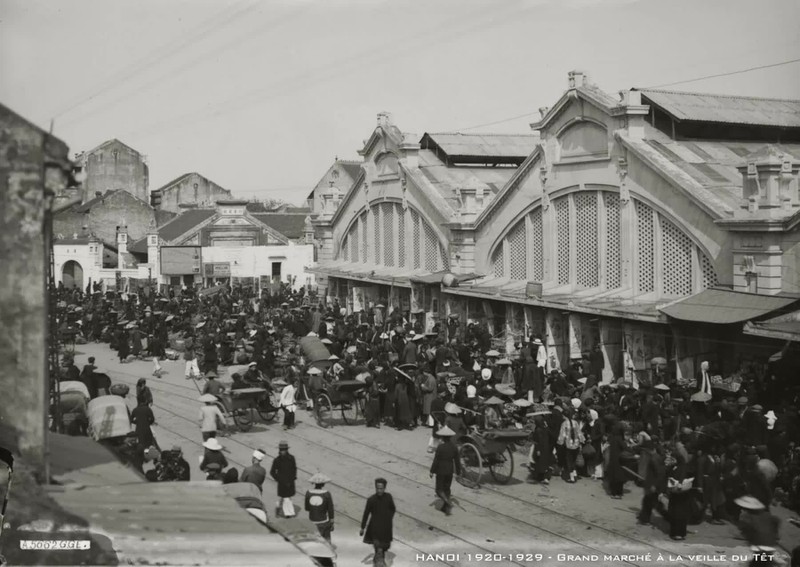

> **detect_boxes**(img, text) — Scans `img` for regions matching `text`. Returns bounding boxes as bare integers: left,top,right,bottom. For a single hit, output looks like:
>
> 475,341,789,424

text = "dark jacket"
305,489,334,523
430,440,461,476
241,462,267,492
361,492,396,549
270,453,297,498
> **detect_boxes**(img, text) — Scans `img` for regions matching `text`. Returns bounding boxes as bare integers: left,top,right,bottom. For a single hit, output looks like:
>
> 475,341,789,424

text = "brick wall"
54,190,157,245
82,140,148,203
0,104,70,465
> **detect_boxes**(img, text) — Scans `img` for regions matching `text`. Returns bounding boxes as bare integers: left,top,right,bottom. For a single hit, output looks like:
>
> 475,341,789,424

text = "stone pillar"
147,230,160,280
117,224,128,270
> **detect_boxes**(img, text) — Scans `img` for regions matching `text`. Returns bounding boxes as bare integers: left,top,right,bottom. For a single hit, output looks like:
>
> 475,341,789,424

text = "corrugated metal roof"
659,289,798,323
640,89,800,127
423,132,538,159
417,149,516,210
641,126,800,215
47,482,313,566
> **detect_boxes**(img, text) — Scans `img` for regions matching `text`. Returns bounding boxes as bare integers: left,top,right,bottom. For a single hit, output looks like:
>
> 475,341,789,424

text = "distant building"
128,200,315,291
306,159,362,214
74,139,149,204
150,171,233,213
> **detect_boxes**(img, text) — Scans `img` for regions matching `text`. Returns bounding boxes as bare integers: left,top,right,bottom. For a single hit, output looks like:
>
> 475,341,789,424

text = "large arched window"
337,203,448,271
488,190,718,298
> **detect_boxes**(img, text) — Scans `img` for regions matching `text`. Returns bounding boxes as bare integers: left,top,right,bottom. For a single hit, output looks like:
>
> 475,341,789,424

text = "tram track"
103,363,681,566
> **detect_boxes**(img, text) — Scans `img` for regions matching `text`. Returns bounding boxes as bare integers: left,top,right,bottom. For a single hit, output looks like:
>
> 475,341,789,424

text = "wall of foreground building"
0,105,71,466
200,243,315,289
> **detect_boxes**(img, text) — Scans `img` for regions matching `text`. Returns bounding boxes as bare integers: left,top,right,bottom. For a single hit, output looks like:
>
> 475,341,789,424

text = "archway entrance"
62,260,84,289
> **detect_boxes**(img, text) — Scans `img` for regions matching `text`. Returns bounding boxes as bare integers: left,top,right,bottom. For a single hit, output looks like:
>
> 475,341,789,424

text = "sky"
1,0,799,206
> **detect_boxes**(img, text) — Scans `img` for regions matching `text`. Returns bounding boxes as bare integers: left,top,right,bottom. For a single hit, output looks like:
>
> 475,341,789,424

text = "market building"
309,72,800,386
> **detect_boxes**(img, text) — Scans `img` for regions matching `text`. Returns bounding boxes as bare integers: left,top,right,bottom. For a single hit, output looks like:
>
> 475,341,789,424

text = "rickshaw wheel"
489,446,514,484
341,396,359,425
315,394,332,428
457,442,483,489
234,409,253,431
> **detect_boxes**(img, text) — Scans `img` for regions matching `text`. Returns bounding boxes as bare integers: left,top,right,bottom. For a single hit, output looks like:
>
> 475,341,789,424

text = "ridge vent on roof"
637,88,800,104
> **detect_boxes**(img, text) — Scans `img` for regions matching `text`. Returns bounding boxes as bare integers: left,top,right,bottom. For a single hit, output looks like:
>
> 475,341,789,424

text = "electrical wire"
113,2,532,140
50,0,257,121
641,57,800,89
455,110,540,132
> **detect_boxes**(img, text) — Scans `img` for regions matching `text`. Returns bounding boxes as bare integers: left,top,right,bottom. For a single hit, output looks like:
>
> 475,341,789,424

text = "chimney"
377,111,392,128
117,224,128,269
539,107,549,119
568,70,585,89
303,215,314,245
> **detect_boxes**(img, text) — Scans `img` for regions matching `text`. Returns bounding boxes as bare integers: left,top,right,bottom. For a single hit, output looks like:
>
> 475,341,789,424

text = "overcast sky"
2,0,799,205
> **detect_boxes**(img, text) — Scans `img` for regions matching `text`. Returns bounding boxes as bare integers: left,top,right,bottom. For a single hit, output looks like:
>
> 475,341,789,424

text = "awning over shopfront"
444,277,666,322
48,433,144,486
743,309,800,341
47,482,311,566
659,289,799,324
308,261,436,288
409,271,481,285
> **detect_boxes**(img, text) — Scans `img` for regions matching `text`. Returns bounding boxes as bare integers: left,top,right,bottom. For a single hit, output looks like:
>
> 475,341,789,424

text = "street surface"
72,344,781,567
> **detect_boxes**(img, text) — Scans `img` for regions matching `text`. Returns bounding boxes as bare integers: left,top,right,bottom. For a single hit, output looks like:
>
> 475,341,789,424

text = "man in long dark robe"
360,478,396,567
270,440,297,517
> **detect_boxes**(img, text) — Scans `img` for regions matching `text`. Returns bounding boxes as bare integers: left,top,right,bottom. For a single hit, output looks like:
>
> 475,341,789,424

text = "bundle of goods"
110,383,130,397
710,374,742,393
164,348,181,361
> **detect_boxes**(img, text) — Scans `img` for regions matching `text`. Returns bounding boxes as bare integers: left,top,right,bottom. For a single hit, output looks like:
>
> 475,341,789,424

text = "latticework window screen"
360,213,368,262
700,252,718,289
398,208,406,268
492,245,505,278
575,192,598,288
382,203,394,267
660,216,693,296
372,205,381,265
604,193,621,289
440,244,449,270
411,209,421,269
350,218,359,261
635,200,655,293
529,209,543,281
423,221,439,272
507,220,527,280
555,197,570,285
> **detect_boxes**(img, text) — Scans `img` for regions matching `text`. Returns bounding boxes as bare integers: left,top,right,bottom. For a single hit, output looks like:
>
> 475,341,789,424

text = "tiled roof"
158,208,216,241
422,132,539,160
252,213,308,239
416,149,517,210
154,172,192,192
73,190,118,212
155,208,178,226
639,89,800,127
54,238,91,245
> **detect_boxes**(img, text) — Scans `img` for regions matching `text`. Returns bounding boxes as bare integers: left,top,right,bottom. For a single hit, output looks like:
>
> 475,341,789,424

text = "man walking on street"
270,440,297,517
430,425,460,515
360,478,396,567
304,472,335,542
241,448,267,493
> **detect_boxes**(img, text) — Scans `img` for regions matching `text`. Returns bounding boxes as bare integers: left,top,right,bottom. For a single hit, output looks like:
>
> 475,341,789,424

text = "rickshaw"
313,380,367,428
214,387,279,432
456,426,529,488
55,381,90,435
87,395,133,441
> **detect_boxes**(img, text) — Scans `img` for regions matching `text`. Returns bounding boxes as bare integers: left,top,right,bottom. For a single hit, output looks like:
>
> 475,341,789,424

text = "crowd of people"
51,282,799,560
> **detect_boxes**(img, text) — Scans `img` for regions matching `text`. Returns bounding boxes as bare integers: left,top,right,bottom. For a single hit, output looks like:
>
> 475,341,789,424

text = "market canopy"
408,271,481,285
659,289,798,324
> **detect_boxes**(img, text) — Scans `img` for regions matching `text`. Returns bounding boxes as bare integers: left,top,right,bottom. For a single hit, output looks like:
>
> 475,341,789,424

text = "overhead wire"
58,3,310,128
50,0,257,121
114,1,533,140
641,57,800,89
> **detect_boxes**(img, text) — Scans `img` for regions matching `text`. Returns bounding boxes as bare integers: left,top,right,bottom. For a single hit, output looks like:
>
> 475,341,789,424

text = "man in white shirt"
280,378,298,430
198,394,226,440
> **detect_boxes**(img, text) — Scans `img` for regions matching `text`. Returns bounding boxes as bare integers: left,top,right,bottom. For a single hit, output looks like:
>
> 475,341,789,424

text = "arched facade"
488,188,718,299
62,260,84,289
338,201,449,272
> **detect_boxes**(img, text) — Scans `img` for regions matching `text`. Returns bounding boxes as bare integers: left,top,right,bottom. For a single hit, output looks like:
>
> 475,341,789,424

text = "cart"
216,387,279,432
87,395,132,441
456,428,529,488
314,380,367,428
55,381,90,435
